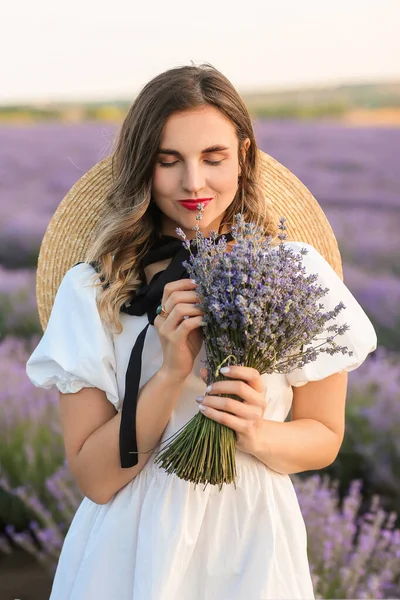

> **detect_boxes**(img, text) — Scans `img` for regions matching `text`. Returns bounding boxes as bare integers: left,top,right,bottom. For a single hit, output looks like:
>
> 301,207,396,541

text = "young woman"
26,64,377,599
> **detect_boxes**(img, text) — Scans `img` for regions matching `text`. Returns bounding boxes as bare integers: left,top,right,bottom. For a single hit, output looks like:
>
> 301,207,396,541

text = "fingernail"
205,385,212,394
198,404,206,412
195,396,203,403
191,279,197,285
220,367,230,374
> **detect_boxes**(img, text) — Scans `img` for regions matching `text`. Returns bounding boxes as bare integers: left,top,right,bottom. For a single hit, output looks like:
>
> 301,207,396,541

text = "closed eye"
158,160,223,168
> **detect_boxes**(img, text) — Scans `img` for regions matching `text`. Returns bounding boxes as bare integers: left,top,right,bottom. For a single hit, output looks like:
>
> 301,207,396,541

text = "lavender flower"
0,463,83,573
293,473,400,599
155,213,353,486
175,213,352,377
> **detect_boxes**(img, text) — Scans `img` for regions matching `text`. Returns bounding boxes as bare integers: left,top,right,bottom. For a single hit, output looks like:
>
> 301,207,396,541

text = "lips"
178,199,213,211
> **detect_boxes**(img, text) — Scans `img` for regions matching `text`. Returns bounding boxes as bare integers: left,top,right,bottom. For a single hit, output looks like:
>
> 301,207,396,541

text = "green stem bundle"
154,350,246,489
154,411,237,490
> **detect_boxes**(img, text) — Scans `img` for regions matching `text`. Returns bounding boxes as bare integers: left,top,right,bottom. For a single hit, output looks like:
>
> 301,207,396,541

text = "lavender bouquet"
155,211,353,488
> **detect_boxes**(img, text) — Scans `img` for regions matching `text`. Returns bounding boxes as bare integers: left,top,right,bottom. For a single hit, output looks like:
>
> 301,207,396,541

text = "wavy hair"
84,63,279,334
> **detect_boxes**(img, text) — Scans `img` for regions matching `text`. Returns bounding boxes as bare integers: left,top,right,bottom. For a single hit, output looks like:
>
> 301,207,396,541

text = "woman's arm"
251,371,348,474
59,367,185,504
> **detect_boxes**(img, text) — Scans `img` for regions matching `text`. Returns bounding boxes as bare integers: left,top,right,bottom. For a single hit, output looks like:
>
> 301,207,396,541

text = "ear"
238,138,251,175
242,138,251,153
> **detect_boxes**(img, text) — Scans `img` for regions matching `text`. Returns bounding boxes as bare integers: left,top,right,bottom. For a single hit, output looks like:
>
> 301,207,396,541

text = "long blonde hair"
85,63,278,334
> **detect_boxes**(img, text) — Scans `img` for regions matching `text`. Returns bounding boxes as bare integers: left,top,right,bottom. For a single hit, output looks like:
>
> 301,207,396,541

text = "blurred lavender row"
0,265,40,337
1,121,399,348
0,121,399,269
0,337,63,494
255,120,400,209
0,123,116,267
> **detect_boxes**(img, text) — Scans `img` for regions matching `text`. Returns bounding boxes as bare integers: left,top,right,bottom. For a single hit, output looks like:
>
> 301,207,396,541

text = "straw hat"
36,150,343,331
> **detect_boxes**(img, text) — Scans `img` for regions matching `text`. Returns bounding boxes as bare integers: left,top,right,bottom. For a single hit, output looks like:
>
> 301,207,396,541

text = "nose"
181,162,205,195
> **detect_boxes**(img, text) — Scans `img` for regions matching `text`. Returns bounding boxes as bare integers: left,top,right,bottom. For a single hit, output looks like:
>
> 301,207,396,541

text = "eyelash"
158,160,223,168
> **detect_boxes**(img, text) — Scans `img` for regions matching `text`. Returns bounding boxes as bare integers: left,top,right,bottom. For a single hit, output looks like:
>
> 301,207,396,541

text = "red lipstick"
178,198,213,211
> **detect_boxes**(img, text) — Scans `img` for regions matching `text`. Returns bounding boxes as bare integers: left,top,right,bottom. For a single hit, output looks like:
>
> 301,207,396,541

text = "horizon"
2,76,399,109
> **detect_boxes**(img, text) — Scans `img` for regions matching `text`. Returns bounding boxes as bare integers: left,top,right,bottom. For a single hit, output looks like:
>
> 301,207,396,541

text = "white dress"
26,241,377,600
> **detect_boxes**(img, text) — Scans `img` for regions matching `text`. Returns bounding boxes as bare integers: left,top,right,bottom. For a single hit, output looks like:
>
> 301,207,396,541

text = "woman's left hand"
199,366,267,455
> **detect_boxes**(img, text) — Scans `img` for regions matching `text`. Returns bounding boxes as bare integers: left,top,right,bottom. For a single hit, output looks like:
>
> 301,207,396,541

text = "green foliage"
0,296,42,340
0,421,64,495
1,81,399,123
249,102,347,119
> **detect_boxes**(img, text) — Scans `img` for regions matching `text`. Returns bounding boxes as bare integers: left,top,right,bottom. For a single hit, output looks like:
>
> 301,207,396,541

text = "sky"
1,0,400,105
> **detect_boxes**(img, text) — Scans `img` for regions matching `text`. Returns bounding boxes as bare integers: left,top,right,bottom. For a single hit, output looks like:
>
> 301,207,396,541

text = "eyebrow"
158,145,230,157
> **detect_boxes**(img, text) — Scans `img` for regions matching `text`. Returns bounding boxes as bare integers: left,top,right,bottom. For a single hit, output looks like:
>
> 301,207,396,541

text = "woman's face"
151,105,250,240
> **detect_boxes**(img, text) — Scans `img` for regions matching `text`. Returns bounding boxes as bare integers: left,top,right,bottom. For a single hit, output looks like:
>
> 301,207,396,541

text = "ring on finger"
156,304,169,318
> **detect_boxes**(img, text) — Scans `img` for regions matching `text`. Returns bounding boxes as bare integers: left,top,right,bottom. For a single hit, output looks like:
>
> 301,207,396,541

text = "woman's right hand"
154,279,205,382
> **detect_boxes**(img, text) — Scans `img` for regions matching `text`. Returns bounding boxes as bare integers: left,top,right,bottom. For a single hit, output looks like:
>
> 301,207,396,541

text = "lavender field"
1,120,400,599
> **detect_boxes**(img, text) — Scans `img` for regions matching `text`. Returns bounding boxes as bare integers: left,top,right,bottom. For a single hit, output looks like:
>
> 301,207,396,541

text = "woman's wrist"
157,366,188,388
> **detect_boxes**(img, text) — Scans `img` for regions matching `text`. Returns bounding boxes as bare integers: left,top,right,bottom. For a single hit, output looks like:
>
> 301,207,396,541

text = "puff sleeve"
26,262,120,409
284,242,378,388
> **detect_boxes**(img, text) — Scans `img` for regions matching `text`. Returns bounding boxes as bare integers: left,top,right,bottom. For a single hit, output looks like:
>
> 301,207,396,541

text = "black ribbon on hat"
75,231,234,468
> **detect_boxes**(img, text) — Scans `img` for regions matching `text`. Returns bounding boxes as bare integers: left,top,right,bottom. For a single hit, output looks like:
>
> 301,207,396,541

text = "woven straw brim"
36,150,342,331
